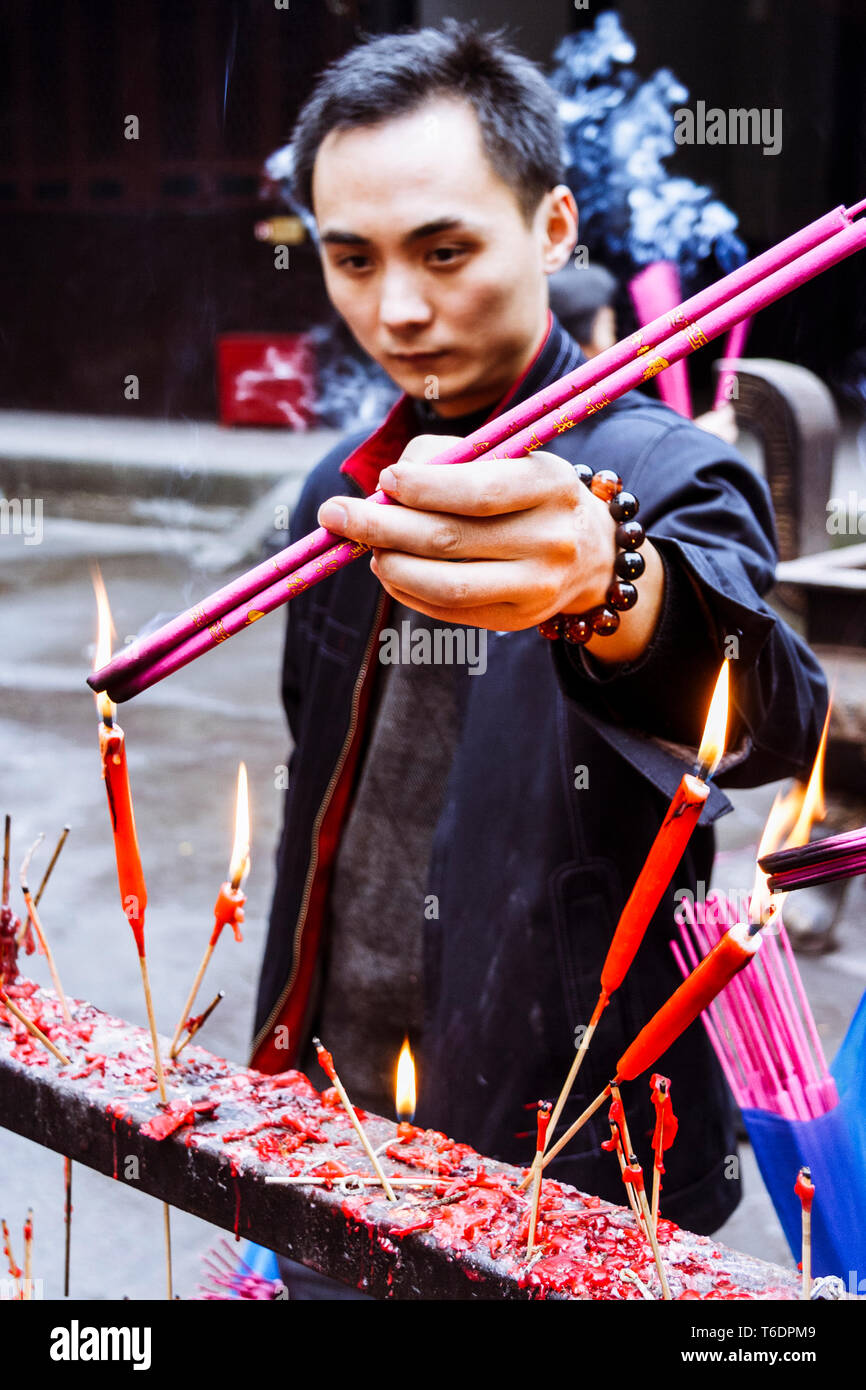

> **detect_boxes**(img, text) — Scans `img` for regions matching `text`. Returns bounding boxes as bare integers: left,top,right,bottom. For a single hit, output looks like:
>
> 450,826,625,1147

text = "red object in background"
216,333,317,427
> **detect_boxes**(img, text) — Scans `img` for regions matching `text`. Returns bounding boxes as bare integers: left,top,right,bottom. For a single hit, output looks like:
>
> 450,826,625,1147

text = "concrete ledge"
0,984,800,1301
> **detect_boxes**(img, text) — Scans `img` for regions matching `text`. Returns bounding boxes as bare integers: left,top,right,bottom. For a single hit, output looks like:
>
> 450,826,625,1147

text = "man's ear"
539,184,579,274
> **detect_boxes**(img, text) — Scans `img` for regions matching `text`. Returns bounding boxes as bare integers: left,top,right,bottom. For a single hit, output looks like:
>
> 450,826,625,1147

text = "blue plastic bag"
742,988,866,1285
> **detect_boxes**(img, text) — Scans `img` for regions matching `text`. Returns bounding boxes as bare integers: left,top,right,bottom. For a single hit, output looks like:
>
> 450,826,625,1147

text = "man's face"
312,98,573,418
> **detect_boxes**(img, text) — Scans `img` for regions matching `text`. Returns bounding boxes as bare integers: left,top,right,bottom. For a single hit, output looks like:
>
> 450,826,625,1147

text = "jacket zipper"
251,589,388,1061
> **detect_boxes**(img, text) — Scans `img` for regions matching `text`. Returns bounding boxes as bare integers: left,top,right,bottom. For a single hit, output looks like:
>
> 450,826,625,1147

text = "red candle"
212,761,249,943
600,661,730,998
526,662,732,1196
92,571,148,955
211,883,245,947
98,716,147,955
616,922,761,1082
91,571,167,1116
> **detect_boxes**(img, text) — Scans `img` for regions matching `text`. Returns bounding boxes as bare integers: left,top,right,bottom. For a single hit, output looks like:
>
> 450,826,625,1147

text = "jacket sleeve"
552,416,829,790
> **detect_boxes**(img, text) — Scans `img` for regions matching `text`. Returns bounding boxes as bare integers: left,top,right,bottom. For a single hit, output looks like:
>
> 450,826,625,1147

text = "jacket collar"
339,311,585,497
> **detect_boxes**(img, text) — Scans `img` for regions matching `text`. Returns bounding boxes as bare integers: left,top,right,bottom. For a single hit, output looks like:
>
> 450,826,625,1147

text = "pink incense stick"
670,938,747,1102
90,201,861,700
749,945,813,1113
628,261,694,417
712,316,752,410
762,928,819,1088
672,931,767,1110
676,891,837,1120
100,215,866,704
775,919,838,1112
767,852,866,893
675,906,761,1100
679,900,781,1112
688,907,794,1115
675,902,770,1107
689,902,810,1120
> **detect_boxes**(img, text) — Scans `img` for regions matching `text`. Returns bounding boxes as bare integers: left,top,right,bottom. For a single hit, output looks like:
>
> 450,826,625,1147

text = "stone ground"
0,409,864,1300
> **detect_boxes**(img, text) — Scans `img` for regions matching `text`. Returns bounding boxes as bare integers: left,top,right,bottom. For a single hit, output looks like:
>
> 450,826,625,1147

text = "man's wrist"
543,466,661,662
584,538,665,665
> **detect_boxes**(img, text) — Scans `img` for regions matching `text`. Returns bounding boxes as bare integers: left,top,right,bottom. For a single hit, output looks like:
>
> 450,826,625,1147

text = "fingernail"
319,501,348,531
379,468,397,494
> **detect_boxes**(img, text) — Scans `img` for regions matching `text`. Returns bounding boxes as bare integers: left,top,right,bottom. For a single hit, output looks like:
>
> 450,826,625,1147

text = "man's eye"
337,255,371,271
428,246,466,264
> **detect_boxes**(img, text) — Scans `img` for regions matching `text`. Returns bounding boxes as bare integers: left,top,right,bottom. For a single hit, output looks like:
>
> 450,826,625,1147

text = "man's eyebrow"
319,218,477,247
319,229,370,246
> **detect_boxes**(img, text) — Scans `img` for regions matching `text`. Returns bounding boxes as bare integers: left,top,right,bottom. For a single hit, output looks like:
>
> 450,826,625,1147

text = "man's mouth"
388,350,450,364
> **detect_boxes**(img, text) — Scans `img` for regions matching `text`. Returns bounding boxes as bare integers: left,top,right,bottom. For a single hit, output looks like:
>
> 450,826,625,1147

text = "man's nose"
378,266,433,332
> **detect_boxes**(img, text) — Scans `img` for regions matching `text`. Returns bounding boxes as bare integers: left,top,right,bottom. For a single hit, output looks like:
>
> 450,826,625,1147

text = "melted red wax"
0,903,25,987
310,1159,350,1180
0,979,798,1301
314,1045,337,1084
2,1219,22,1279
142,1099,195,1140
221,1110,328,1147
106,1101,128,1178
622,1162,645,1193
794,1170,815,1212
650,1075,679,1166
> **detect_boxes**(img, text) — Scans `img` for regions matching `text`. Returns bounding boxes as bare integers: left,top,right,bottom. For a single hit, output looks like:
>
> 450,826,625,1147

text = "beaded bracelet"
537,464,646,645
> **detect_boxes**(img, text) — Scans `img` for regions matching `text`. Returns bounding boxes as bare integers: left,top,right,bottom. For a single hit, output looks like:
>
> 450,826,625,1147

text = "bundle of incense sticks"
761,826,866,894
89,197,866,704
672,895,837,1122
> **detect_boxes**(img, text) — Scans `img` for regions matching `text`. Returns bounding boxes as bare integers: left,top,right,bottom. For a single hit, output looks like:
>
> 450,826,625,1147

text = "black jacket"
252,317,827,1234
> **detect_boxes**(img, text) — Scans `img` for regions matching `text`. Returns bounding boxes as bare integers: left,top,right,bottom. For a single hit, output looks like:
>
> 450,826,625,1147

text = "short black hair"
290,21,564,223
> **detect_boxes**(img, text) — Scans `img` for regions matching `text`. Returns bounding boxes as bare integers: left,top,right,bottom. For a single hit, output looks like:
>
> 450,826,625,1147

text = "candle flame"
696,661,729,781
228,762,251,889
749,785,804,924
395,1037,416,1122
749,704,830,924
91,567,116,723
784,705,829,851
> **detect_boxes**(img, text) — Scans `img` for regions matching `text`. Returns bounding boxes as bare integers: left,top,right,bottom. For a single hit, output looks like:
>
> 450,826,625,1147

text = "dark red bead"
590,605,621,635
562,614,593,644
573,462,594,488
537,616,563,640
614,550,646,581
609,490,639,523
607,579,638,611
615,519,646,550
590,469,622,502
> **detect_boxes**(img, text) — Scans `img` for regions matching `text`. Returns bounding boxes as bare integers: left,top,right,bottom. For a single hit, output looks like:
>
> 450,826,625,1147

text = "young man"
252,22,826,1268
